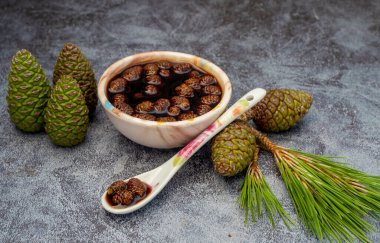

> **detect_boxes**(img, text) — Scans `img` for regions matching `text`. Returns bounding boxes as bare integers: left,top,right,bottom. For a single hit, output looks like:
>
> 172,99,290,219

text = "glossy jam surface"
107,61,222,121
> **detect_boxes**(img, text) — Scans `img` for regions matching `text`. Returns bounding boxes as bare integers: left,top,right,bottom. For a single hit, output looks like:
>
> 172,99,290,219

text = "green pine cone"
44,76,89,147
245,89,313,132
53,42,97,115
211,120,258,176
6,49,51,132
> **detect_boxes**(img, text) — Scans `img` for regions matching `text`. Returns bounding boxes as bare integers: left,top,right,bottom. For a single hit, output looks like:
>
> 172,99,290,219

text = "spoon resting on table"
101,88,266,214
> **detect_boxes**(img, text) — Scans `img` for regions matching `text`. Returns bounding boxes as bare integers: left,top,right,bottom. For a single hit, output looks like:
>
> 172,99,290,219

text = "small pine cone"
157,116,176,122
154,98,170,114
112,93,128,105
203,85,221,95
146,75,162,85
178,111,198,121
112,190,134,205
175,84,194,98
144,85,159,96
143,63,159,76
189,70,201,78
200,75,216,86
173,63,192,74
157,61,172,69
159,69,171,78
167,106,181,116
171,96,190,111
184,78,201,90
132,113,156,121
108,78,127,94
115,102,134,115
123,66,143,81
201,94,220,106
136,101,154,113
196,104,212,116
127,178,146,197
107,180,127,196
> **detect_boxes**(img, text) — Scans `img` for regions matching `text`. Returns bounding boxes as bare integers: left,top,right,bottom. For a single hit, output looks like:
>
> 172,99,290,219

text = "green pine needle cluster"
273,147,380,242
239,160,295,229
233,122,379,242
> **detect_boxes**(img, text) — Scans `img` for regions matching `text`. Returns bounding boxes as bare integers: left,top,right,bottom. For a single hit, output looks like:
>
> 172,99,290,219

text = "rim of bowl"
98,51,232,128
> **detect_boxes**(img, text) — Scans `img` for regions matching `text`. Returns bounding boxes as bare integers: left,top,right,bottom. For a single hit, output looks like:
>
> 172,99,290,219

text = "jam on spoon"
106,178,152,207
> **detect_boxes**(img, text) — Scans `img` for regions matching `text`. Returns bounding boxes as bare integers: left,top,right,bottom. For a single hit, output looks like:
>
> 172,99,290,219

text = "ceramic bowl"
98,51,232,149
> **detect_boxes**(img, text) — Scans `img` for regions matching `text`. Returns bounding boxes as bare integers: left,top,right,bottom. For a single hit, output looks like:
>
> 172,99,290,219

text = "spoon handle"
166,88,266,174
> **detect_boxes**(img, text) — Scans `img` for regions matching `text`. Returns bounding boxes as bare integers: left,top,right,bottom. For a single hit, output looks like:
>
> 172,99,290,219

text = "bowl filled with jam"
98,51,232,148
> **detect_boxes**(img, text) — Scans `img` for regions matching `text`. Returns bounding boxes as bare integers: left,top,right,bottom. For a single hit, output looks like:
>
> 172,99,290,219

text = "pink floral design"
178,123,217,159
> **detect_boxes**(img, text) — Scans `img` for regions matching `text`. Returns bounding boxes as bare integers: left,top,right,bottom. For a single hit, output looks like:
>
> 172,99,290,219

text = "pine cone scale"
6,50,50,132
211,120,258,176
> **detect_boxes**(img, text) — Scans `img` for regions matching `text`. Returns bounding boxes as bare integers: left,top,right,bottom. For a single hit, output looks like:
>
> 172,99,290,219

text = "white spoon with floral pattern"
102,88,266,214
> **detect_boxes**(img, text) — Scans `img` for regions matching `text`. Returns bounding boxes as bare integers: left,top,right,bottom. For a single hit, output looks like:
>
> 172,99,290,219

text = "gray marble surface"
0,0,379,242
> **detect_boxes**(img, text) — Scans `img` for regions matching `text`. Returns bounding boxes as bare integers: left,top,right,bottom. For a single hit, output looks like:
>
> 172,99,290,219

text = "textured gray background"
0,0,379,242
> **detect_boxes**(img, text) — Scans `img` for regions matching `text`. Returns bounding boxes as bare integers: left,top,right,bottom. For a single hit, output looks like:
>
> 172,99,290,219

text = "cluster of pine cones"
6,43,97,146
211,89,313,176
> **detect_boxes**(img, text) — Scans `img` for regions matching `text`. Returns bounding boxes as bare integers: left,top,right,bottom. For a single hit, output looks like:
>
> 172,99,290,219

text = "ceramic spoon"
102,88,266,214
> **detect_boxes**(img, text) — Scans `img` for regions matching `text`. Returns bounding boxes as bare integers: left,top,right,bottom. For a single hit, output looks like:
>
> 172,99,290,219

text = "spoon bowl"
102,88,266,214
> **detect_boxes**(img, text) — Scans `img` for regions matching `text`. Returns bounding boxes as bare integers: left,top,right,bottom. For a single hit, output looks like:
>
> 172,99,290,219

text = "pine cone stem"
248,127,277,153
247,148,261,178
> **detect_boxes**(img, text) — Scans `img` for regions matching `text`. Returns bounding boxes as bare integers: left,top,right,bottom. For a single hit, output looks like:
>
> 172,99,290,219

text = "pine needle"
247,127,380,242
238,148,295,228
273,147,380,242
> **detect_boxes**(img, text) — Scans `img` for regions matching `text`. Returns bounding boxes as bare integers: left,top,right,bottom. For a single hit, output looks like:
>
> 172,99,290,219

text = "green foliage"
274,148,380,242
239,161,295,228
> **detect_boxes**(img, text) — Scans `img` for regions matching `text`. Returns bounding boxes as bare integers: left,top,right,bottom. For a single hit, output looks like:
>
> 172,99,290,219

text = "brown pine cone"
184,78,201,90
200,75,216,86
154,98,170,114
136,101,154,113
112,93,128,105
203,85,221,95
175,84,194,98
146,75,163,85
144,63,159,76
173,63,192,74
127,178,146,197
189,70,201,78
112,190,134,205
108,78,127,94
159,69,171,78
123,66,143,81
171,96,190,111
107,180,127,196
167,106,181,116
115,102,134,115
157,61,172,69
201,94,220,105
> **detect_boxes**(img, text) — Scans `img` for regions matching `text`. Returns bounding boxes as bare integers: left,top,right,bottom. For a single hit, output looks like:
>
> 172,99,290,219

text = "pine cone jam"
106,178,152,207
107,61,222,121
